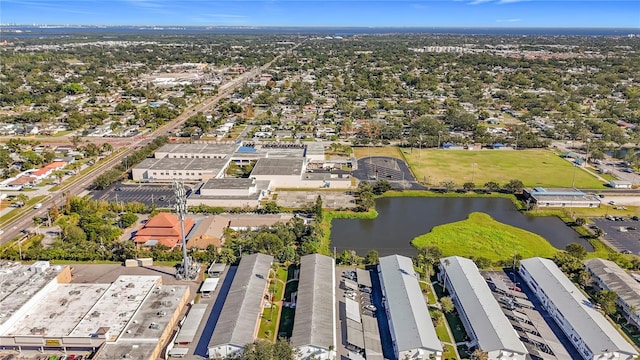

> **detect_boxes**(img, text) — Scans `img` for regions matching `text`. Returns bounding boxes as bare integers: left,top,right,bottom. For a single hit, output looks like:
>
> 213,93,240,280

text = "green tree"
364,249,379,265
440,180,456,193
565,243,587,259
440,296,454,313
372,179,392,195
312,194,323,220
594,290,618,315
463,182,475,192
503,179,524,193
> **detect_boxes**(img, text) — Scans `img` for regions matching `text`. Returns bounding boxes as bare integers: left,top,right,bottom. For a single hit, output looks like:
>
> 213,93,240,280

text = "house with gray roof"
291,254,336,360
439,256,527,360
378,254,443,360
520,257,638,360
207,253,273,359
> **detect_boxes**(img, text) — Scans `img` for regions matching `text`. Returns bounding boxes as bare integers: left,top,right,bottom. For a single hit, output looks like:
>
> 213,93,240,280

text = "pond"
330,197,592,257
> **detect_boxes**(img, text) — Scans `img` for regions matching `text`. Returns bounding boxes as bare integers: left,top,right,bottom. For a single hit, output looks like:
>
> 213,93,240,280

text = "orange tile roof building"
133,212,195,248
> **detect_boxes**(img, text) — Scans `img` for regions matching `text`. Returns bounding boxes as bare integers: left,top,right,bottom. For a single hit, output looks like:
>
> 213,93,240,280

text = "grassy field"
402,148,606,189
412,212,559,262
353,146,403,159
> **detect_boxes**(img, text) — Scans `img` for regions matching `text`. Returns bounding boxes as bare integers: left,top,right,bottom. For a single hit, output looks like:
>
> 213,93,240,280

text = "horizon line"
1,24,639,29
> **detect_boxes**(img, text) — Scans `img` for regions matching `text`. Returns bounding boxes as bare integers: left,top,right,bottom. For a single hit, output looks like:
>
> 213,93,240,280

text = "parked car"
33,203,42,209
622,250,632,254
364,304,377,311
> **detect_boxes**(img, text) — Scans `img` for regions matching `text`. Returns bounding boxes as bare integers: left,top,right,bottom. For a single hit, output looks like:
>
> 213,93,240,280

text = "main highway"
0,45,297,247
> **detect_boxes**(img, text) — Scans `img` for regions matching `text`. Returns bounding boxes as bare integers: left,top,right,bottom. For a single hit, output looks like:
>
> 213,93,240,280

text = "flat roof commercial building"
438,256,527,360
131,157,229,182
154,143,239,159
207,253,274,359
0,267,189,360
523,188,600,208
290,254,336,360
519,257,638,360
250,158,305,188
188,178,271,208
584,258,640,329
378,255,443,360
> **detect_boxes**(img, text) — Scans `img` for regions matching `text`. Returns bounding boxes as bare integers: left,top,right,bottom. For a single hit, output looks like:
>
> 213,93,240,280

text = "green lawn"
258,304,280,341
403,148,606,189
412,212,559,262
443,345,457,360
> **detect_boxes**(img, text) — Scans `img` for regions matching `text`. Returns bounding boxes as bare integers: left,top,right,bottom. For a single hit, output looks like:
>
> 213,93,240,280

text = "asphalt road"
592,218,640,256
0,45,296,247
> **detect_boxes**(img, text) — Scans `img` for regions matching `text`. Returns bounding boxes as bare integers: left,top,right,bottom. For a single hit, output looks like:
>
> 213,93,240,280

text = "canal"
330,197,591,257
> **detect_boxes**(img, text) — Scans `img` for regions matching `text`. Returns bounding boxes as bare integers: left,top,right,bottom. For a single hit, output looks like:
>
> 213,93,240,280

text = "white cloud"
496,18,522,22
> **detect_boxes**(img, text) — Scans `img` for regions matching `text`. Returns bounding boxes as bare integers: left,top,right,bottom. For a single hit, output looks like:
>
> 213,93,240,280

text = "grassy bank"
411,212,559,261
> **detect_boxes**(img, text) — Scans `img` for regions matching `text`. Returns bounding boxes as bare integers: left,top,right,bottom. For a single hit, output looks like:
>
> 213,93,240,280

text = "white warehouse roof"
440,256,527,355
520,257,638,358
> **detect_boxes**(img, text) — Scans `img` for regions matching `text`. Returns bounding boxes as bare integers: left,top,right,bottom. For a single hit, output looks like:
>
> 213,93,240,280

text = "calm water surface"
330,197,591,257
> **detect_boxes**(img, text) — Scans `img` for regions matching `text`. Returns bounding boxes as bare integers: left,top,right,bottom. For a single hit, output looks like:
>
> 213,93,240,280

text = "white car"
364,304,377,311
33,203,42,209
0,230,4,235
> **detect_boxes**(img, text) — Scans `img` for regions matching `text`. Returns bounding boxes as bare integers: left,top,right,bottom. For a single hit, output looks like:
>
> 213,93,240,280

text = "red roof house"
133,212,195,248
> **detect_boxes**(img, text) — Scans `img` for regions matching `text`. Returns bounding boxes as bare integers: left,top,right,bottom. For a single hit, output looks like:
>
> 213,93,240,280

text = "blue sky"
1,0,639,28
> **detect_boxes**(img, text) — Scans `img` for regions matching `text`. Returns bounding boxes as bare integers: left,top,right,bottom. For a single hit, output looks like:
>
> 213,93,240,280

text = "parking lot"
92,182,179,208
483,270,579,359
353,157,426,191
335,267,390,360
592,217,640,256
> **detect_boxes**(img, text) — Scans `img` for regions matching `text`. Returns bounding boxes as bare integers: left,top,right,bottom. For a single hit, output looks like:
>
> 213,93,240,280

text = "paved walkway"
421,280,461,359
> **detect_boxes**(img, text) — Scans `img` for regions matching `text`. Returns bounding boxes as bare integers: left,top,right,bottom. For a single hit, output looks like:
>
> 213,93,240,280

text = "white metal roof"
200,278,220,293
345,298,361,323
521,257,638,358
176,304,208,345
441,256,527,355
378,255,442,353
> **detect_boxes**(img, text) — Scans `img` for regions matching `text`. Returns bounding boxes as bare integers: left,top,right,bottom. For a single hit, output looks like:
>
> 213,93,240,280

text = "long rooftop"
378,255,442,353
441,256,527,355
521,257,638,358
290,254,335,350
584,258,640,322
208,253,273,349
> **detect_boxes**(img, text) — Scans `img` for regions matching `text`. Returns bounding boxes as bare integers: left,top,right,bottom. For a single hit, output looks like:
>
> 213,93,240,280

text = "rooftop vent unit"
91,311,100,317
126,283,135,288
149,323,160,330
157,311,166,317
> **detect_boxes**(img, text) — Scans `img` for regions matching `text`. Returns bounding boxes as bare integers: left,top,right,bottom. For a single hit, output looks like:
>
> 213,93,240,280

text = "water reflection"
330,197,591,257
